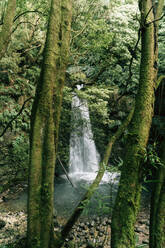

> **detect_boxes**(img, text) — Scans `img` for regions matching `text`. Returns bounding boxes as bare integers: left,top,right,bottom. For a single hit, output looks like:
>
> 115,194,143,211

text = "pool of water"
54,172,120,217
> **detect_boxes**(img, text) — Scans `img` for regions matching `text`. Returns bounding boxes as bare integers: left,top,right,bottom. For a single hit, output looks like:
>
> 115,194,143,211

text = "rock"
0,219,6,229
135,227,143,233
80,223,86,229
142,240,149,244
96,226,100,231
90,221,95,227
139,220,147,225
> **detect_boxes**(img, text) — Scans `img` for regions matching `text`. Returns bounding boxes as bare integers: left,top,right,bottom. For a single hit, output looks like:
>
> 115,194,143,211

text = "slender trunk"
148,0,165,247
27,0,61,247
27,0,72,246
53,108,134,247
54,0,72,156
111,0,155,247
150,164,165,248
154,171,165,248
149,140,165,248
0,0,16,59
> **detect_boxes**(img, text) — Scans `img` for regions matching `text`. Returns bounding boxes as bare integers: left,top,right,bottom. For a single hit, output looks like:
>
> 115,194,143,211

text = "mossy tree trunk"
148,1,165,247
111,0,160,247
150,150,165,248
153,170,165,248
54,0,72,156
27,0,72,247
0,0,16,59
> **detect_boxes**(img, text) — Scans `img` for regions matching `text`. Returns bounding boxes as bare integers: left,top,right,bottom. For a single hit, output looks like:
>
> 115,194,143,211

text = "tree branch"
13,10,43,22
146,13,165,25
0,97,33,137
12,21,36,34
155,75,165,90
57,156,75,188
144,5,154,24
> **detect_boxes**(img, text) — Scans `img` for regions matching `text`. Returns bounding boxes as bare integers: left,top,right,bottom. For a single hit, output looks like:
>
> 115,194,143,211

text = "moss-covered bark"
149,139,165,248
27,0,72,247
154,172,165,248
54,0,72,156
0,0,16,59
148,0,165,247
150,164,165,248
111,0,156,247
27,0,60,247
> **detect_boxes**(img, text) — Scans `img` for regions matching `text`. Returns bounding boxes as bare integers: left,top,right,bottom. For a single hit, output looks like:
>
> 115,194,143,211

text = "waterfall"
69,90,100,179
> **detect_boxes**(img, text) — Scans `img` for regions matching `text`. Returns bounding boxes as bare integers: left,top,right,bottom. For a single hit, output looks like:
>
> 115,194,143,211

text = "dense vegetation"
0,0,165,247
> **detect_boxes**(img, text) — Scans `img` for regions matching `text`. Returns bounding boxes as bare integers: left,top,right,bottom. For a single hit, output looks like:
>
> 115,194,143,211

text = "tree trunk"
54,0,72,156
111,0,155,247
150,156,165,248
27,0,72,247
149,0,165,246
0,0,16,59
154,171,165,248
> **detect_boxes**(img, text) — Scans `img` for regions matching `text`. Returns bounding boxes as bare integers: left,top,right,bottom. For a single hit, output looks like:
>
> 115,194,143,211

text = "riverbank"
0,185,150,248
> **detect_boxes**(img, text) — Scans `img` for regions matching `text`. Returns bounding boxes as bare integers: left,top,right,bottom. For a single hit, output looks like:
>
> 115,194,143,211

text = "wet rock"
0,219,6,229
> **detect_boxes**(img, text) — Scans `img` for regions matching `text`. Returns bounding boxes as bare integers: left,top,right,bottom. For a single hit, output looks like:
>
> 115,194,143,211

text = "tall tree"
27,0,72,247
111,0,164,247
0,0,16,59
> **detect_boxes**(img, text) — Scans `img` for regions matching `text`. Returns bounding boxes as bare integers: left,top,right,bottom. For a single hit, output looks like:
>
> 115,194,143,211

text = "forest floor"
0,184,150,248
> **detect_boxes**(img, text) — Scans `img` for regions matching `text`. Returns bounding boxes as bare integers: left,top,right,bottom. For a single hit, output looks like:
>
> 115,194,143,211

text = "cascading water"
69,88,100,181
54,85,120,216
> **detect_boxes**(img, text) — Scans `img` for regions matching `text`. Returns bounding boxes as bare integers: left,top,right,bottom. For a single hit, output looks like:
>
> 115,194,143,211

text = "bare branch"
156,75,165,90
146,13,165,25
13,10,43,22
57,156,75,188
0,97,33,137
144,5,154,24
12,21,36,34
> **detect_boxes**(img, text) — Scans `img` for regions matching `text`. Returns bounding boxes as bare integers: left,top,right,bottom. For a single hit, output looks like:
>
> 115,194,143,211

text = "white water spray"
69,89,100,180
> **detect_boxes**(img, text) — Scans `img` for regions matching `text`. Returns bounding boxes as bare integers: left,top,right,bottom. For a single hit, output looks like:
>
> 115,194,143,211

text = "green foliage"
144,144,164,169
0,133,29,192
0,0,48,189
10,134,29,169
70,0,140,95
